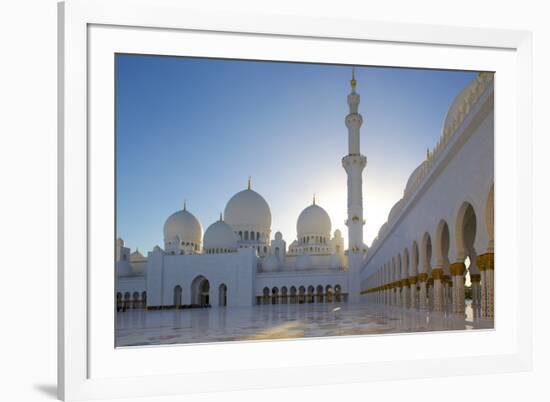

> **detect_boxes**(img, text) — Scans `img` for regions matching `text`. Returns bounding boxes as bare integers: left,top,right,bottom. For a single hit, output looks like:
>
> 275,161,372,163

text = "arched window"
219,284,228,307
263,246,267,253
257,232,260,241
244,231,249,240
173,286,182,308
239,231,243,240
251,231,255,240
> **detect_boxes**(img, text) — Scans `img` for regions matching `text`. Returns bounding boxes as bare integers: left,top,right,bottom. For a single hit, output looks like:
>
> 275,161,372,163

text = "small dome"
129,249,145,261
262,255,279,272
297,202,331,238
441,77,478,138
153,245,163,252
164,207,202,246
330,253,345,269
387,199,403,223
116,238,124,247
333,229,342,238
404,161,427,194
224,186,272,231
379,222,388,235
296,254,312,270
203,219,238,252
274,231,283,241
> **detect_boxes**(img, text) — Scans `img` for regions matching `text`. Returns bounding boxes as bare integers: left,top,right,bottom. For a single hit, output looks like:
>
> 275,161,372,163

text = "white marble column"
471,274,481,307
449,263,465,313
418,274,428,310
402,282,409,308
432,268,444,311
477,253,494,318
409,277,417,309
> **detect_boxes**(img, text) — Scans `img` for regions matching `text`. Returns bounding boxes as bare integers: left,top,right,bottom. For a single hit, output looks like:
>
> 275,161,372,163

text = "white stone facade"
361,72,495,318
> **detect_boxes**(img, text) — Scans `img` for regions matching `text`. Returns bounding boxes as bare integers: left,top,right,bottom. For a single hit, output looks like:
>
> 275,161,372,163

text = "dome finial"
248,176,251,190
184,199,187,211
350,67,357,92
426,147,430,160
313,194,316,205
219,212,223,221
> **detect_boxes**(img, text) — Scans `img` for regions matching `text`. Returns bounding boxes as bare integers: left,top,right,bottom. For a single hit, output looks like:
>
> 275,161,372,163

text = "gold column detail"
485,252,494,270
476,253,494,271
449,262,465,276
431,268,444,280
417,273,428,282
409,276,417,285
470,274,481,282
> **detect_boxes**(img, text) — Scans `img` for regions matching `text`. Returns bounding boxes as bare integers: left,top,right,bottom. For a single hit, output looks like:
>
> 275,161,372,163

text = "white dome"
129,249,145,261
296,254,312,270
330,253,345,269
297,202,331,238
203,219,238,252
387,199,403,223
441,77,477,138
262,255,279,272
163,207,202,246
224,188,271,231
404,161,427,194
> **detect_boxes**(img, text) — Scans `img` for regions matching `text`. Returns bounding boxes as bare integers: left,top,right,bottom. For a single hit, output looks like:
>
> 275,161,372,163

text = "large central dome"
224,184,271,231
297,201,332,238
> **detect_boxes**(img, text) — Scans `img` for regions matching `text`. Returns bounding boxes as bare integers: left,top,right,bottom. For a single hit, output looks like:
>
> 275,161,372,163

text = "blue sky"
116,54,477,252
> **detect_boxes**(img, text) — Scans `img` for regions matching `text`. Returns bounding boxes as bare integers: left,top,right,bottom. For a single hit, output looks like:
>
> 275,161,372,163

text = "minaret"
342,67,367,255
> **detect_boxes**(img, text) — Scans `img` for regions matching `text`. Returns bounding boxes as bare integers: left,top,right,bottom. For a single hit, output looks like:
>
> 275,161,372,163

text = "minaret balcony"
344,216,366,226
342,154,367,169
345,113,363,128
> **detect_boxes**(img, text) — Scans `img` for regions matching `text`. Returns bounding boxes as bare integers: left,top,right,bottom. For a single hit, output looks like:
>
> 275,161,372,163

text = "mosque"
116,69,495,319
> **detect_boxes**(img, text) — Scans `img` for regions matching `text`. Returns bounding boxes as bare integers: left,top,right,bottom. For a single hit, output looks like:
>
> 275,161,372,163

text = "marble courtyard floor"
116,301,494,347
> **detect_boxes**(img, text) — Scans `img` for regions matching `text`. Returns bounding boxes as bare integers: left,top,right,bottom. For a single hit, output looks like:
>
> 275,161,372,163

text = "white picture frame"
58,0,533,400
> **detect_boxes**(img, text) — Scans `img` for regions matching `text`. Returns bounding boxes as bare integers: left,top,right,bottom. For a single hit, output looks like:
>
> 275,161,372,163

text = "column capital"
449,262,466,276
417,273,428,282
476,252,494,271
431,268,444,280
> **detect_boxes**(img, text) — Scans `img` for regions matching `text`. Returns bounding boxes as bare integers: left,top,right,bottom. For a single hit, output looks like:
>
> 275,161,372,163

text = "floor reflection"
116,301,493,347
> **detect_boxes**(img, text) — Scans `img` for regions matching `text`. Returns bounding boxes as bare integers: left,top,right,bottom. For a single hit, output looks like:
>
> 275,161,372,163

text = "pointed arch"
455,202,478,259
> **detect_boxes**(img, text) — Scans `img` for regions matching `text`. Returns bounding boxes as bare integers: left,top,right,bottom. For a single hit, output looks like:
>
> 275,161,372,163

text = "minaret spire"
342,67,366,255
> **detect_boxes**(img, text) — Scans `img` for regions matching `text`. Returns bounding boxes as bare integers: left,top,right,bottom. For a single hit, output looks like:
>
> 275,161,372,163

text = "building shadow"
33,383,57,399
